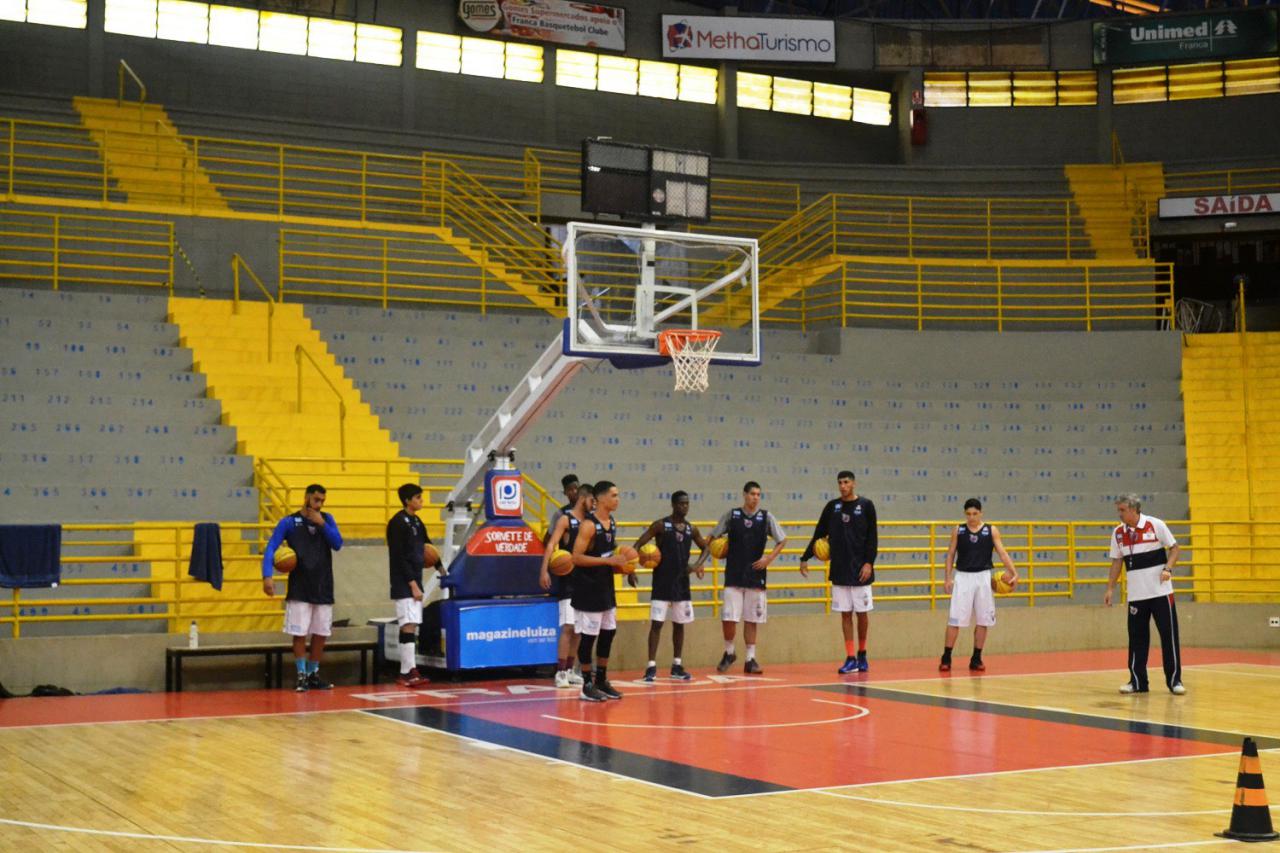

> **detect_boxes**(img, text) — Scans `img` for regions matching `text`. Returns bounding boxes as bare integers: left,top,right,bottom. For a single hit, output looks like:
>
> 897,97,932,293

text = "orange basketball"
992,572,1015,594
709,535,728,560
273,544,297,574
424,542,441,568
638,542,661,569
616,546,639,574
549,549,574,576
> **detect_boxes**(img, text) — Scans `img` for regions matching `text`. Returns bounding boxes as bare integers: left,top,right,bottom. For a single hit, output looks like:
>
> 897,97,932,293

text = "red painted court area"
3,648,1276,797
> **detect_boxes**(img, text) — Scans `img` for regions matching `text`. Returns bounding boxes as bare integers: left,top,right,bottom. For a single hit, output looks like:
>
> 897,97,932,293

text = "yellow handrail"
231,253,276,360
116,59,147,124
293,345,346,460
0,207,174,292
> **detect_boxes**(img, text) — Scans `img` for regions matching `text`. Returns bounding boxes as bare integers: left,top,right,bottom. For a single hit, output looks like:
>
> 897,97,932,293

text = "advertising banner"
1093,9,1277,65
459,0,626,52
1159,192,1280,219
661,15,835,62
444,599,559,669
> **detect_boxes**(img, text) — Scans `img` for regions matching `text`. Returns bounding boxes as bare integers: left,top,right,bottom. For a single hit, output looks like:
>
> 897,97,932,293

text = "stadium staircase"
1063,163,1164,260
1181,331,1280,600
167,296,416,538
72,97,231,212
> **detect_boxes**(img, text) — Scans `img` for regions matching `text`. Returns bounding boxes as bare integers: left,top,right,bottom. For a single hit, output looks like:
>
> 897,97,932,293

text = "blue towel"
0,525,61,589
188,523,223,591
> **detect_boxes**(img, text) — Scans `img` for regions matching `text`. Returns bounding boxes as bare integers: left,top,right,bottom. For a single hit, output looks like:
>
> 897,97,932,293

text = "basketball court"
2,648,1277,851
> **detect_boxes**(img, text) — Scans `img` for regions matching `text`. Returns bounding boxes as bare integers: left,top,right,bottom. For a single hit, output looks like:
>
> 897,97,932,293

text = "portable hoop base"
658,330,722,394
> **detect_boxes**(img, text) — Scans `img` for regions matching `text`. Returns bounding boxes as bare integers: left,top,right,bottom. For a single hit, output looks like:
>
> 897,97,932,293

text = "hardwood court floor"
0,648,1277,852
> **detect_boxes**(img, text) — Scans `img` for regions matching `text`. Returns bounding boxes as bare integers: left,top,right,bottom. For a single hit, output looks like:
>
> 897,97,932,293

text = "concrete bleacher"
306,304,1188,526
0,288,256,523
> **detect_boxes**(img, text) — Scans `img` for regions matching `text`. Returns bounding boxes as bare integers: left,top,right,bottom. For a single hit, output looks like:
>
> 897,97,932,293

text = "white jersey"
1109,513,1176,603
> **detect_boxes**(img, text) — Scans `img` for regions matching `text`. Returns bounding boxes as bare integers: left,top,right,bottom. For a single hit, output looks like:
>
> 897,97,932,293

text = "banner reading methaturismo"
662,15,835,62
1159,193,1280,219
458,0,626,52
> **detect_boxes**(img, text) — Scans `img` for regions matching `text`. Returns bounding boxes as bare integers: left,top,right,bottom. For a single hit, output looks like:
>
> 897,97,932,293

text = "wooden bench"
164,640,380,692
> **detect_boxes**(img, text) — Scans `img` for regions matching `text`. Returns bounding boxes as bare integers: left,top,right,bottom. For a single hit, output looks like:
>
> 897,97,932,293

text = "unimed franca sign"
1093,9,1277,65
1159,193,1280,219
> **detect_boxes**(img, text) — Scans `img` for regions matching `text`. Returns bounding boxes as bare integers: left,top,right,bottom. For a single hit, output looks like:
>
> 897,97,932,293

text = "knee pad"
398,629,417,646
597,628,616,658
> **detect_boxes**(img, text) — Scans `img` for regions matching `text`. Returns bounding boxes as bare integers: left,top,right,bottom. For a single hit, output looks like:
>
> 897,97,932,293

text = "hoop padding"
658,330,722,394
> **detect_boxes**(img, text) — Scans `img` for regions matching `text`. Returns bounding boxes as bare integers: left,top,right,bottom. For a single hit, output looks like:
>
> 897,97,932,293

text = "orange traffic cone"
1216,737,1279,842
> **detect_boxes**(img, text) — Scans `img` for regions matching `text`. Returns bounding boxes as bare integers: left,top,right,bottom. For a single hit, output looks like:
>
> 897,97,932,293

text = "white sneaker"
554,670,571,689
1170,683,1187,695
566,670,584,686
1119,683,1138,694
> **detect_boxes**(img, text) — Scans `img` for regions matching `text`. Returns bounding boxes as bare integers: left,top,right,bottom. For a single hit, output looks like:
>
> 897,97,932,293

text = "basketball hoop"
658,329,721,393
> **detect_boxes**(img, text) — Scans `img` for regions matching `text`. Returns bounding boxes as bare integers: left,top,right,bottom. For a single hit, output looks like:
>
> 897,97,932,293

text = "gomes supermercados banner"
459,0,625,52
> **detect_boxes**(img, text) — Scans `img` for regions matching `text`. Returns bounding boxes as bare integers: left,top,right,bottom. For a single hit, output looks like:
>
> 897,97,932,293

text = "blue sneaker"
856,654,869,673
838,657,859,674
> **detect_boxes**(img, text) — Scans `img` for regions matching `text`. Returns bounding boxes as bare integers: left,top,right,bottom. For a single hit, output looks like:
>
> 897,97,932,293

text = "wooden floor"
1,648,1278,852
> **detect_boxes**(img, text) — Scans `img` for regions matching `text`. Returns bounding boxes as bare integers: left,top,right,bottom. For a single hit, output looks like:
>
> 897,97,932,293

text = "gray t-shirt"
711,509,786,542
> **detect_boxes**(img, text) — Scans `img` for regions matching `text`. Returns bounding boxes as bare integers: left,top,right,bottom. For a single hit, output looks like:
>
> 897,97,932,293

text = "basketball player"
539,482,594,688
939,498,1018,673
634,491,710,682
262,484,343,692
543,474,580,546
703,481,786,675
799,471,878,673
571,481,630,701
1105,494,1185,695
385,483,441,688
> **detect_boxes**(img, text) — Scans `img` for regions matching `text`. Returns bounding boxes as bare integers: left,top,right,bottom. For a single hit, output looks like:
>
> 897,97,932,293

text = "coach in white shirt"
1104,493,1186,696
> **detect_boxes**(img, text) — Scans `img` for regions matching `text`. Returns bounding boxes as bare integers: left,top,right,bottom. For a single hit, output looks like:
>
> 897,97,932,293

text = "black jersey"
550,512,581,601
280,512,341,605
804,496,878,587
651,517,694,602
570,513,617,613
723,508,776,590
386,509,428,600
954,523,995,573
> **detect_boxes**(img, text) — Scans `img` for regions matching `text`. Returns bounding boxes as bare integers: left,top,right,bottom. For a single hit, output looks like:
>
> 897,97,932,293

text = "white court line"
812,787,1227,817
360,709,721,801
1008,839,1236,853
540,699,869,730
0,816,435,852
1185,665,1280,681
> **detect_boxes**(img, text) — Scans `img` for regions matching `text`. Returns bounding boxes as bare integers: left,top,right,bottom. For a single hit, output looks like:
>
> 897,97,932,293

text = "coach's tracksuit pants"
1126,593,1182,692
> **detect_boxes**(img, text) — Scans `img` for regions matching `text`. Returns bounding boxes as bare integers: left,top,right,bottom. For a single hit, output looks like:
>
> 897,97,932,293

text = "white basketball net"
664,332,720,394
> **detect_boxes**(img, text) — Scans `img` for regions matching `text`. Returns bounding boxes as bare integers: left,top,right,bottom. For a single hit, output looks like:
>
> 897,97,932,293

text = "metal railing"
1164,164,1280,197
3,517,1274,637
0,207,174,291
231,253,276,359
761,255,1176,332
294,346,347,460
116,59,147,122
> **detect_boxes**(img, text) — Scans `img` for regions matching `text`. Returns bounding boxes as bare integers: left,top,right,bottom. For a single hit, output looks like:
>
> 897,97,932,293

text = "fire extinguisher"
910,107,927,146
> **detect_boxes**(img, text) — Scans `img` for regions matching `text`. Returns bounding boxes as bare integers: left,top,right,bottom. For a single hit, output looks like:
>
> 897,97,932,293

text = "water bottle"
188,620,199,649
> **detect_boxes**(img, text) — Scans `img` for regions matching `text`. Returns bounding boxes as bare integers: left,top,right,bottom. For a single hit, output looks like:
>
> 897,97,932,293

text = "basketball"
616,545,639,574
992,572,1015,594
424,542,441,568
639,542,661,568
549,549,574,576
813,536,831,562
709,535,728,559
272,544,297,574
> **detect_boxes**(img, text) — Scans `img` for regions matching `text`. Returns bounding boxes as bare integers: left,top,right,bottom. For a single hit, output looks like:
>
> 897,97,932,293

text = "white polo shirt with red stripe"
1109,513,1177,603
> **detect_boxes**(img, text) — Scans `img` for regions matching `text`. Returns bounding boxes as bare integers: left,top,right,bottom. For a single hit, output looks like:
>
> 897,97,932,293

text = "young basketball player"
940,498,1017,672
539,482,594,688
571,481,630,701
385,483,442,687
703,481,786,675
799,471,878,673
634,491,709,682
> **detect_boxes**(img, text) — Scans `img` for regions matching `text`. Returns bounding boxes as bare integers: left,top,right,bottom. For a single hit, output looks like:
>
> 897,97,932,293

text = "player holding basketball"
634,491,710,682
386,483,442,688
1105,494,1185,696
571,481,630,701
939,498,1017,673
704,481,786,675
539,482,594,688
262,484,343,692
799,471,877,673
